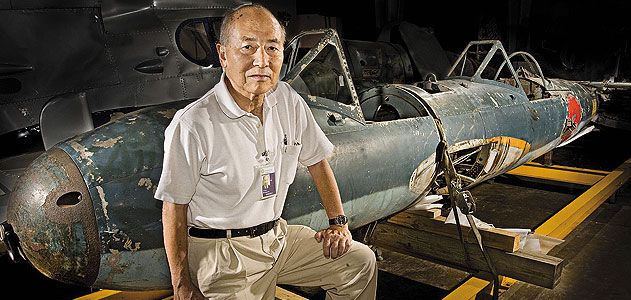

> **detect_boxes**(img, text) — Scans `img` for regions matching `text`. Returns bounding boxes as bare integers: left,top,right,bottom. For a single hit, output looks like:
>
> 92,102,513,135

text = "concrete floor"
485,126,631,300
500,183,631,299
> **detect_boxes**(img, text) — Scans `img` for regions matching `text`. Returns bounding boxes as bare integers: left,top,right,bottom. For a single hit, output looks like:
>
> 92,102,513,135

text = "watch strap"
329,215,348,226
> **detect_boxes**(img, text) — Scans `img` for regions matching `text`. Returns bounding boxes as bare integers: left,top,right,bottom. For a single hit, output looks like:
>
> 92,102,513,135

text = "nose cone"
7,147,99,286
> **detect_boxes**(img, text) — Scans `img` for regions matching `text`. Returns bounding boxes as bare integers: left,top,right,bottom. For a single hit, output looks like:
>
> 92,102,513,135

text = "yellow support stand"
75,286,307,300
444,157,631,299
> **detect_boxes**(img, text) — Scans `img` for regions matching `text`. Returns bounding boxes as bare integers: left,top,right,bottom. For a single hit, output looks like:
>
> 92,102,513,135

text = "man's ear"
216,43,227,68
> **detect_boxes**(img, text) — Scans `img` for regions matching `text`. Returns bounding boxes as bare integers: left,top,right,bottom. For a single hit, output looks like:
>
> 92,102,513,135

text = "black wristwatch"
329,215,348,226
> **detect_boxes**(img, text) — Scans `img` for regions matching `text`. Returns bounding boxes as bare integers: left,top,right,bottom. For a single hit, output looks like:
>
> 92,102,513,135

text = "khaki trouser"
188,219,377,300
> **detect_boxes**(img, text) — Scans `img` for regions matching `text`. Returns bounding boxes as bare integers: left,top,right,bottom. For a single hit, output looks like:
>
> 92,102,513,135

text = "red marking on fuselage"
561,94,582,141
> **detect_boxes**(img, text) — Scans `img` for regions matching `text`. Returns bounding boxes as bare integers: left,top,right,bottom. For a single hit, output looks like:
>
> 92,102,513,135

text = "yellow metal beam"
507,162,607,186
535,157,631,238
443,276,490,300
444,157,631,300
74,290,120,300
523,162,609,175
75,286,307,300
74,290,172,300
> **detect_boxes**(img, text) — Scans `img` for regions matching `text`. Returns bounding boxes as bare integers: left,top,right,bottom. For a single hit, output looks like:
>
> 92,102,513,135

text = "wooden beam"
372,222,563,288
275,286,308,300
406,207,442,218
389,211,521,252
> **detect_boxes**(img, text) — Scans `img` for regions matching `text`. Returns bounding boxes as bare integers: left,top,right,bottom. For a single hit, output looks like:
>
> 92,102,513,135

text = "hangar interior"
1,0,630,299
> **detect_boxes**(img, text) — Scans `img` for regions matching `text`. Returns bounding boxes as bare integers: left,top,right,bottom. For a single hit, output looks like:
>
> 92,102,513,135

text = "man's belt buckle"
248,226,258,238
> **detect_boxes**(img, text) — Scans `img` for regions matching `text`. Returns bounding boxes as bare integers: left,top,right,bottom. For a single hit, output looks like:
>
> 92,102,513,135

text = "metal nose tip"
7,147,99,286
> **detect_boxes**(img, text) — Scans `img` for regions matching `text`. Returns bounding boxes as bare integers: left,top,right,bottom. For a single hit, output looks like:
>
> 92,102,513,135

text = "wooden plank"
389,211,521,252
406,207,442,218
528,233,564,255
372,222,563,288
275,286,308,300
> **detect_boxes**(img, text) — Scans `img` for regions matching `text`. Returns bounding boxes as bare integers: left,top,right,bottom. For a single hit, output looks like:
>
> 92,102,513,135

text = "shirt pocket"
280,145,302,184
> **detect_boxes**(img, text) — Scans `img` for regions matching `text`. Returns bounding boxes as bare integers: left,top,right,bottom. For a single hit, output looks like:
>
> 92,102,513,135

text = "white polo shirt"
155,75,334,229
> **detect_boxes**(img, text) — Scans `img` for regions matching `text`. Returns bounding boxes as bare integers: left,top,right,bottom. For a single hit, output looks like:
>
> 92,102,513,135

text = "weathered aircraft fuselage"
4,26,599,290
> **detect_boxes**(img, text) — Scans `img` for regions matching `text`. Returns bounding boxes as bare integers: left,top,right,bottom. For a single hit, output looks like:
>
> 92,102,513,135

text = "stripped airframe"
1,5,601,291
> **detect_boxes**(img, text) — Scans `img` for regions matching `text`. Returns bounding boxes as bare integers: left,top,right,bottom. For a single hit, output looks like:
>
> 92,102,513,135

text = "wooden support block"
75,290,174,300
275,286,308,300
372,222,564,288
389,211,521,252
406,207,442,218
528,233,564,255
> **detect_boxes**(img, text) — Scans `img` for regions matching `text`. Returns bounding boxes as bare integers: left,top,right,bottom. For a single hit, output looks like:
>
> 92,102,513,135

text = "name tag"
258,163,276,200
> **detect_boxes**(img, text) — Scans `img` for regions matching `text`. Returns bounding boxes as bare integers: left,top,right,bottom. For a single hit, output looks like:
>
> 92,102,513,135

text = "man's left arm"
308,159,353,259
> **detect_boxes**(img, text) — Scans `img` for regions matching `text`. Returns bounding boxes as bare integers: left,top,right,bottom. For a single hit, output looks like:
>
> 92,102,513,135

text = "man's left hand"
314,225,353,259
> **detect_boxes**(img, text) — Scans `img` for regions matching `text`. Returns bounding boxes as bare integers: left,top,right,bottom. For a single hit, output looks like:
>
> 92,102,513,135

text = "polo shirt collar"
216,73,278,119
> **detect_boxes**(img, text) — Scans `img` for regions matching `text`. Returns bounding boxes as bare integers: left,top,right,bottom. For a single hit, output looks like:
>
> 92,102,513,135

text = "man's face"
217,8,284,98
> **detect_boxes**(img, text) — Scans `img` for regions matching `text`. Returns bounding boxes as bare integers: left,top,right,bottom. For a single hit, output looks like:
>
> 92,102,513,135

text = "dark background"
270,0,631,82
2,1,630,298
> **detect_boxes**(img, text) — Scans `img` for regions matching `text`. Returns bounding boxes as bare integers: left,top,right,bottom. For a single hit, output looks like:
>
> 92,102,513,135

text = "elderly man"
155,3,377,300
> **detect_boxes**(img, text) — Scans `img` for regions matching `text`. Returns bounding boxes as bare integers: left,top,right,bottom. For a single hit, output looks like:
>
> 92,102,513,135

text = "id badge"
258,163,276,200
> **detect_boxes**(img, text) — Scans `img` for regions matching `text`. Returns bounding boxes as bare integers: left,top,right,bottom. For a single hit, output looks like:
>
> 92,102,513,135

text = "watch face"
330,215,348,225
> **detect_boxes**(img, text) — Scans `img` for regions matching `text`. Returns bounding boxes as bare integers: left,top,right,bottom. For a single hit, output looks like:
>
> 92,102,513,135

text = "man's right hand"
173,284,205,300
314,224,353,259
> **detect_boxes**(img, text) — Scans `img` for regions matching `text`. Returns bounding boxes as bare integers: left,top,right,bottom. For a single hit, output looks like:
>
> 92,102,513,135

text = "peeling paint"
108,230,142,253
106,248,125,277
94,136,123,148
96,186,110,226
123,239,141,251
109,112,126,122
70,141,94,166
138,178,153,190
409,154,437,194
157,108,177,119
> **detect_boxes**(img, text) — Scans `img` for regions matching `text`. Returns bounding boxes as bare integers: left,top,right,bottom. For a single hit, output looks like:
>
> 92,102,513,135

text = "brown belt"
188,219,278,238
